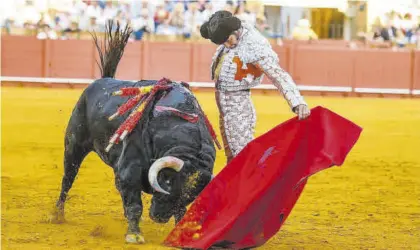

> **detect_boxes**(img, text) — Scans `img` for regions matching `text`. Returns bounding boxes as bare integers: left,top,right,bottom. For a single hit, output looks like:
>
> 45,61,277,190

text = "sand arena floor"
1,86,419,250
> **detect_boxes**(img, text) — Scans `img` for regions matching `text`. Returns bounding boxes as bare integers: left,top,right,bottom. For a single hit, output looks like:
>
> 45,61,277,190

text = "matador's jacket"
211,21,307,163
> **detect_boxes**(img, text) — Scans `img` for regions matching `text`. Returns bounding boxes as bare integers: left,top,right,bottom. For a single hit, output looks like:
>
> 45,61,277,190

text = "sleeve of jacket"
254,54,307,111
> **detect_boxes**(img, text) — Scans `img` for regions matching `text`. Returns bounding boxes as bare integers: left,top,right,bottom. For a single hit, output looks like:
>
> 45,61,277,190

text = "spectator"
224,1,234,14
55,11,72,30
234,1,255,26
197,0,206,11
401,13,415,35
37,12,54,28
196,0,212,27
103,1,118,21
184,2,197,38
395,28,406,47
139,0,157,20
85,1,101,20
156,18,176,35
388,11,402,31
292,15,318,41
378,20,397,42
154,4,169,31
405,23,418,43
168,3,185,35
255,15,270,37
84,15,100,32
205,1,215,15
416,27,420,48
63,20,81,33
36,23,57,39
70,0,87,16
3,17,16,33
115,10,129,30
18,0,41,28
163,0,175,13
23,22,36,35
131,8,154,40
118,1,131,16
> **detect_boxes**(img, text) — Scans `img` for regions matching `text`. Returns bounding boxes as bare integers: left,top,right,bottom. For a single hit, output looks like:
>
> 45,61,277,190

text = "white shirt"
37,30,58,40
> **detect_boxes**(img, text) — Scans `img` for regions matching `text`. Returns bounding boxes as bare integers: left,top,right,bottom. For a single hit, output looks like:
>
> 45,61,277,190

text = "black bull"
50,22,216,244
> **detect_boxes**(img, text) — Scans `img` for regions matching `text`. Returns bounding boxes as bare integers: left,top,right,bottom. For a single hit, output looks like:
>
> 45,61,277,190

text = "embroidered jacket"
210,21,307,109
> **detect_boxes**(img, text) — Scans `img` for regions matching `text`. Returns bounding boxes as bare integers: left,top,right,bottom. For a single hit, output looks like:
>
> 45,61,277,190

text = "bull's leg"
50,98,91,224
50,137,90,223
116,163,145,244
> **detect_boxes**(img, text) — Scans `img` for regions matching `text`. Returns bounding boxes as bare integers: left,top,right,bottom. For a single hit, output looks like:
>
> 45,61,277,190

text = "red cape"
164,106,362,249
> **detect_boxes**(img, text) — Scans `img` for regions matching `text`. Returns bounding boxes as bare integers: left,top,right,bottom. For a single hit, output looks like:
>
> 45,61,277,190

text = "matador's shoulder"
236,22,279,65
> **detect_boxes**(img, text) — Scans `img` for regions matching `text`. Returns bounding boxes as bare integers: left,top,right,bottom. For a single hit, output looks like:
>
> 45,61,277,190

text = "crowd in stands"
2,0,271,41
362,11,420,48
2,0,419,49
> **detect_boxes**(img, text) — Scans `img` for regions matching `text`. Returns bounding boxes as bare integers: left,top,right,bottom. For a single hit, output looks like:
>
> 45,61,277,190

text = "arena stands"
1,0,420,96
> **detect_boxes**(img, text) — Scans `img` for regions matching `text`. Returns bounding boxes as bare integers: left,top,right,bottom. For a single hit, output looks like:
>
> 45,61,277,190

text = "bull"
50,21,217,244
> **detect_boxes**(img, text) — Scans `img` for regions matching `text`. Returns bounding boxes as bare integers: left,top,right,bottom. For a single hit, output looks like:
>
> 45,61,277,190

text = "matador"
200,11,311,163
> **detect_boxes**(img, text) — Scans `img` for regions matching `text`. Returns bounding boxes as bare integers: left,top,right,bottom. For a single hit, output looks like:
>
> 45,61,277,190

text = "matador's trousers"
215,89,256,163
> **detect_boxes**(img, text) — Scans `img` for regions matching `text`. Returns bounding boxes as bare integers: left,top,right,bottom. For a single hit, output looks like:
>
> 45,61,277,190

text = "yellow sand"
2,87,419,249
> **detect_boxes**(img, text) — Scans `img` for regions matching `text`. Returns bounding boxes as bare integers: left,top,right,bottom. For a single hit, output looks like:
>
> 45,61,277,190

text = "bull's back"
79,78,156,162
84,78,155,119
79,78,211,162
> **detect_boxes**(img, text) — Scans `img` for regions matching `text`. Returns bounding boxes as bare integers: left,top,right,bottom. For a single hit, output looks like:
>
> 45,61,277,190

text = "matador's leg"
215,90,256,163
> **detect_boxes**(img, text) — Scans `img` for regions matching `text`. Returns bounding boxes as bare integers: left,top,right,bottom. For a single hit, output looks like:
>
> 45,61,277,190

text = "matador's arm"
254,56,307,112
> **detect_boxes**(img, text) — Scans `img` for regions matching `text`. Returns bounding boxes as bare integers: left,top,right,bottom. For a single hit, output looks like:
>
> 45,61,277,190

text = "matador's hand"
294,104,310,120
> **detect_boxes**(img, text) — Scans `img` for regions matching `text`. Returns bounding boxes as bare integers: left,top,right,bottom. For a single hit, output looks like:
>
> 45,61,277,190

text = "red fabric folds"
164,106,363,250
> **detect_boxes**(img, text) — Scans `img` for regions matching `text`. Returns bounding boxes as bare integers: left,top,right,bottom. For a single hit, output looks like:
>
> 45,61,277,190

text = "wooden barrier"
143,41,192,81
413,50,420,95
1,35,419,97
191,43,218,83
114,42,143,80
291,46,354,92
1,36,44,77
48,39,95,78
353,49,413,94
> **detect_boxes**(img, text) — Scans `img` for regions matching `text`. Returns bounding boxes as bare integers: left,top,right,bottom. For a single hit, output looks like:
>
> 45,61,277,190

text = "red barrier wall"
115,42,143,80
191,43,218,83
143,42,192,81
354,49,412,90
292,46,355,87
1,36,418,95
1,36,44,77
48,39,94,78
413,50,420,91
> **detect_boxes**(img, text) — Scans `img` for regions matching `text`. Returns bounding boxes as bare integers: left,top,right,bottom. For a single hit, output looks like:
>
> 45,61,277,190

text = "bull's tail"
91,20,133,78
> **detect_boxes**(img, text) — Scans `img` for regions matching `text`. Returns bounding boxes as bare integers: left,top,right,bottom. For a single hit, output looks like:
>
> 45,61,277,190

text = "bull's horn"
148,156,184,195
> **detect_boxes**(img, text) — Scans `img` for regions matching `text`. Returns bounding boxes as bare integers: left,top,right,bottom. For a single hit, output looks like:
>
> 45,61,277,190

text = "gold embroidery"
214,53,226,80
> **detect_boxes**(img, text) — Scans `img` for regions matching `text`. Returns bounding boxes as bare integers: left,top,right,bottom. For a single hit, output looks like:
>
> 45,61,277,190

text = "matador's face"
223,30,241,49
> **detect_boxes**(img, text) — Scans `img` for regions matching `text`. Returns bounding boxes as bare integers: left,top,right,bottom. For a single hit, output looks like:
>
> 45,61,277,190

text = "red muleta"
164,106,363,250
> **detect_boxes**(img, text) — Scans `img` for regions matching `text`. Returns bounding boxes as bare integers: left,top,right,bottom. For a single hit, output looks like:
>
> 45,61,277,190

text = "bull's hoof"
125,233,145,244
48,206,65,224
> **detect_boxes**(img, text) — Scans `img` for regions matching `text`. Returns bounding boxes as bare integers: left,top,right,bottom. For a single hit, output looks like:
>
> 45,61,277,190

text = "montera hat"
200,10,242,45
